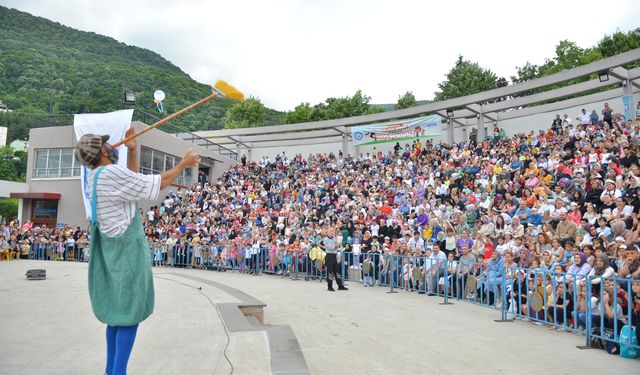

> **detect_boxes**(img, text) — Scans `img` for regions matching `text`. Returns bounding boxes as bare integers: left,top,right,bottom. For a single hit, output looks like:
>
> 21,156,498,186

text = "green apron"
88,166,154,326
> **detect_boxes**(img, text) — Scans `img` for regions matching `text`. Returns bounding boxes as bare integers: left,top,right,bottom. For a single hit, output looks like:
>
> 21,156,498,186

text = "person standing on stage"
320,226,348,291
75,129,200,375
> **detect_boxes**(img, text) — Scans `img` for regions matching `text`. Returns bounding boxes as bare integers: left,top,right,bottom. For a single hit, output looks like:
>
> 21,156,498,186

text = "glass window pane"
165,155,174,172
35,150,48,169
60,149,72,177
184,167,193,179
49,149,61,169
61,149,73,168
47,149,61,178
152,151,163,174
140,147,152,172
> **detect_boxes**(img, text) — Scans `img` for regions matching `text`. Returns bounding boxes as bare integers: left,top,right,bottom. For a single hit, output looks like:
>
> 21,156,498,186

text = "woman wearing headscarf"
565,253,592,285
610,219,637,247
478,215,495,238
517,246,534,269
583,254,614,295
506,217,525,238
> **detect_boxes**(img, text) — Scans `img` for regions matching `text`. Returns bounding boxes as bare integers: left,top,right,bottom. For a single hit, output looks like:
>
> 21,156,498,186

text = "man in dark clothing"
379,220,390,240
319,227,348,291
620,150,638,169
551,115,563,134
585,178,604,210
198,171,207,188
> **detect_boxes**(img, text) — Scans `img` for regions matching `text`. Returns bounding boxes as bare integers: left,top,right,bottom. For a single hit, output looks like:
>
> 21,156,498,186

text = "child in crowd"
403,257,412,291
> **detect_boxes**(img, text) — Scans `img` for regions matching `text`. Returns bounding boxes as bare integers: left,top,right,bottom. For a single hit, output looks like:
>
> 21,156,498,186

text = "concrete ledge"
239,305,264,324
267,325,310,375
167,272,310,374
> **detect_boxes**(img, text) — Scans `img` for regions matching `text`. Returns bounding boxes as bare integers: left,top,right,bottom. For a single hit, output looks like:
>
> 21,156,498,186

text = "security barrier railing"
17,241,639,359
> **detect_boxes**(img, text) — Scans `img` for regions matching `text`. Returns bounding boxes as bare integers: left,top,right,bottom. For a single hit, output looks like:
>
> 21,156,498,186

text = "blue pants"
485,276,503,299
106,324,139,375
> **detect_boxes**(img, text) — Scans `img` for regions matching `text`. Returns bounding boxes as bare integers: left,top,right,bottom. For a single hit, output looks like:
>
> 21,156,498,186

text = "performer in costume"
320,226,348,291
75,129,200,375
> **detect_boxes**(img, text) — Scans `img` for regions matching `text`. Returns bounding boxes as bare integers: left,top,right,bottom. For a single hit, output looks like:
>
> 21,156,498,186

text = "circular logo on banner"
354,131,363,141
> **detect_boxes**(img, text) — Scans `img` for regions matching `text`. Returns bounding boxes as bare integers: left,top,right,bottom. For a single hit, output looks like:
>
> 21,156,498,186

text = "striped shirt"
88,164,161,237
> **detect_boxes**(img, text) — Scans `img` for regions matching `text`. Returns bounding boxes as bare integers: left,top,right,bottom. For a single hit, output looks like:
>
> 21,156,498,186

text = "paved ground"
0,261,269,375
1,260,638,374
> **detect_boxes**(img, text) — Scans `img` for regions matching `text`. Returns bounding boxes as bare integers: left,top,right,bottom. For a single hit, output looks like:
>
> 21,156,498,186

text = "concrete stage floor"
1,260,638,374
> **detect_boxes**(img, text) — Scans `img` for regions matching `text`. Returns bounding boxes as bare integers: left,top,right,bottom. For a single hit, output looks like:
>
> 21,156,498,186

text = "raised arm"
160,149,200,190
123,127,139,172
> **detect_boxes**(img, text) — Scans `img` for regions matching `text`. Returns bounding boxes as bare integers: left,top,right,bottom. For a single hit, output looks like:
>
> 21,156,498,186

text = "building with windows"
10,121,236,227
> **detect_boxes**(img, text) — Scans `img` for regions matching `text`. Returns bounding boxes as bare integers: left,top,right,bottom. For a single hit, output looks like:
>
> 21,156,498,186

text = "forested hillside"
0,6,284,139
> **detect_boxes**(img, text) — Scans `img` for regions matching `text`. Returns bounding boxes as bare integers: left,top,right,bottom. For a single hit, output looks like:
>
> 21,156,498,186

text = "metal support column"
623,71,636,121
477,106,486,142
447,118,454,144
342,134,348,157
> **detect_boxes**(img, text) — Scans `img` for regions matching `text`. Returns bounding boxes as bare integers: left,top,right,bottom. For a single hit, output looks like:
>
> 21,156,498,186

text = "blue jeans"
485,275,503,298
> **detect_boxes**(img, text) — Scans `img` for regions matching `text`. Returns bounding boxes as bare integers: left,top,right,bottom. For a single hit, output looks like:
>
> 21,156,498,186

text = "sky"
1,0,639,111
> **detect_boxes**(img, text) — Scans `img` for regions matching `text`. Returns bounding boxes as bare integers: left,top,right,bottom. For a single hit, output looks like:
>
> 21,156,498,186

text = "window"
33,148,81,178
140,146,194,186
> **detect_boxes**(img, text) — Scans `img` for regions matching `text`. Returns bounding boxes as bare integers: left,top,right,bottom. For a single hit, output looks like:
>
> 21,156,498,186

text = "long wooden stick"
112,92,218,148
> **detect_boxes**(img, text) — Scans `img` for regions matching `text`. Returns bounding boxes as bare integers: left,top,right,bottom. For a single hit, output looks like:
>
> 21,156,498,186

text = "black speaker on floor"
26,269,46,280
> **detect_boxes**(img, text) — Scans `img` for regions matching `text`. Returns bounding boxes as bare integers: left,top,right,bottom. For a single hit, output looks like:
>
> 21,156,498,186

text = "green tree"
511,33,638,85
284,90,382,124
366,106,386,115
552,40,585,71
597,28,640,58
0,113,36,142
285,102,314,124
434,56,498,101
511,62,541,84
0,146,21,182
0,198,19,220
12,150,28,180
394,91,417,110
323,90,373,119
223,96,266,129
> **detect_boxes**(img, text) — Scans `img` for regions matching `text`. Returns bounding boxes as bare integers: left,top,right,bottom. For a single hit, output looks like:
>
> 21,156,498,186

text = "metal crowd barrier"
583,276,639,357
21,243,640,359
504,267,587,332
28,242,89,262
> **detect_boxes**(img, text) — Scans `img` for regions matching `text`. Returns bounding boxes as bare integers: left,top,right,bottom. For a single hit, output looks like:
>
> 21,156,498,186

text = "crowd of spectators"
2,103,640,351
